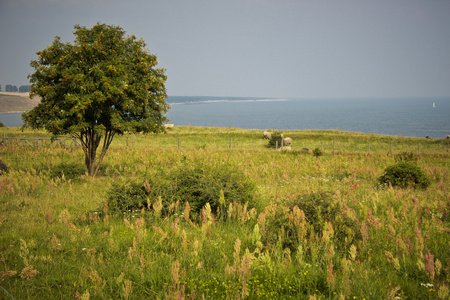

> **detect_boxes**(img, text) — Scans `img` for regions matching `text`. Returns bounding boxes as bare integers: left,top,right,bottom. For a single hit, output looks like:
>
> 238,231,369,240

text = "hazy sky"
1,0,449,98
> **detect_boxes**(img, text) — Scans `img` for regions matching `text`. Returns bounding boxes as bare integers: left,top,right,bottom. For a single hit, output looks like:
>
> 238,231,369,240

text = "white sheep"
277,146,292,152
164,124,175,130
263,131,271,139
282,137,292,146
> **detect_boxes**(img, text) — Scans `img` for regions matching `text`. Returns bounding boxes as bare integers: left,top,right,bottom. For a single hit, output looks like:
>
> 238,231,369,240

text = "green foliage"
0,121,5,127
379,161,431,189
312,148,322,157
265,192,362,250
49,162,86,180
107,163,256,218
107,180,148,211
268,131,283,148
22,23,169,176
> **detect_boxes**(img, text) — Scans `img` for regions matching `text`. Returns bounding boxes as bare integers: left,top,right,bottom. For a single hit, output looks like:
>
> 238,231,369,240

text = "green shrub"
106,163,257,219
290,192,360,244
107,180,148,211
262,192,361,252
0,121,5,127
268,131,283,148
378,161,431,189
49,162,86,180
312,148,322,157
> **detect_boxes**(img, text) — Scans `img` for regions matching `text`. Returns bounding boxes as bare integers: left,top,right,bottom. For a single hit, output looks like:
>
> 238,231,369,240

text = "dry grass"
0,93,40,112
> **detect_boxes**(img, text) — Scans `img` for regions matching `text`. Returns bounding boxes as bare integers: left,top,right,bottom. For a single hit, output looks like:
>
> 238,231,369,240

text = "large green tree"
23,23,169,176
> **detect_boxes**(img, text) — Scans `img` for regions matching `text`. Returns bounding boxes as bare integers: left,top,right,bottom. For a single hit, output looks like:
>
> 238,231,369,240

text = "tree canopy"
22,23,169,176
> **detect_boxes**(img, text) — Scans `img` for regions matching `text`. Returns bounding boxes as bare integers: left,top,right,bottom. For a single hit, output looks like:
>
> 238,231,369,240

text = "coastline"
169,98,287,105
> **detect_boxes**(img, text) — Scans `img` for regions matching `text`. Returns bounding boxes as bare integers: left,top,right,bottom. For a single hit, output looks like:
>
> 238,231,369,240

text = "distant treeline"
0,84,31,93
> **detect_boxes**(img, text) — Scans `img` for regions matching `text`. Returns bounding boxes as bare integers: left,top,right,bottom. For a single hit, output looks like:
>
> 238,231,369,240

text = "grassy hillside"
0,127,449,299
0,92,40,112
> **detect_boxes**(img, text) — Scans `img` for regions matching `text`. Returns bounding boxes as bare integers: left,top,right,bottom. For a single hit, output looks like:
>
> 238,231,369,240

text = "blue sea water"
1,97,449,139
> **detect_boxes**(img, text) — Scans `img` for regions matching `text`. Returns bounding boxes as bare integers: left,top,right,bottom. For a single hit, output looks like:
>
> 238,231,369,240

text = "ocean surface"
1,97,449,139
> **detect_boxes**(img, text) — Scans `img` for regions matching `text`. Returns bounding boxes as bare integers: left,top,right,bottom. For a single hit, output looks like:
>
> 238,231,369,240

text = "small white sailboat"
433,102,436,108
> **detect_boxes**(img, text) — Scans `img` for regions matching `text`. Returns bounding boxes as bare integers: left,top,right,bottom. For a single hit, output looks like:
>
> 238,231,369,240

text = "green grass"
0,126,449,299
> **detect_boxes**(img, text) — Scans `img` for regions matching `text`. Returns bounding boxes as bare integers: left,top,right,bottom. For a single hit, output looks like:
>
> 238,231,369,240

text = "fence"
2,133,449,154
1,135,79,149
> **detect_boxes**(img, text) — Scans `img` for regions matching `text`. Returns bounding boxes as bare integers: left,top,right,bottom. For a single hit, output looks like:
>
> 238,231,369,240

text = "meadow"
0,126,449,299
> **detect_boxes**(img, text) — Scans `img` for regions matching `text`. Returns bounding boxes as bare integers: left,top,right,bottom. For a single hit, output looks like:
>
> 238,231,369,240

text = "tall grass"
0,127,449,299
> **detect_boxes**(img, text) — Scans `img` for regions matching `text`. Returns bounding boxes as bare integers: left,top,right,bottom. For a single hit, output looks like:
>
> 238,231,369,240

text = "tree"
5,85,18,92
19,85,31,92
22,23,169,176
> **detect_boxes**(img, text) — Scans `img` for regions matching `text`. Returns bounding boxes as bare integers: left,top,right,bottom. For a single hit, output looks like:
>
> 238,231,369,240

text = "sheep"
263,131,271,139
282,137,292,146
164,124,175,130
446,135,450,140
277,146,291,152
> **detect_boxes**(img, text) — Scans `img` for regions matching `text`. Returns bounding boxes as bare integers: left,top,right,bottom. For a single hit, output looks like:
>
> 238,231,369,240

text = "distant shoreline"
169,98,287,105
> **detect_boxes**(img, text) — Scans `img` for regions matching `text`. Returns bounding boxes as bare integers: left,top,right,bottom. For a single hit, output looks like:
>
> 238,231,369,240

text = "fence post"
126,136,129,147
178,138,181,150
229,138,232,150
281,138,284,150
132,136,135,147
276,141,278,149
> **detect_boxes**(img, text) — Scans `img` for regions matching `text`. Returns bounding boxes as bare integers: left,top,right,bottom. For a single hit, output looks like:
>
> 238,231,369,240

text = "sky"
1,0,450,98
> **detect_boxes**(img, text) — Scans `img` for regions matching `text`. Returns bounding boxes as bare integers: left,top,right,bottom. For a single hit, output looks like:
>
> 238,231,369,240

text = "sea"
1,96,449,139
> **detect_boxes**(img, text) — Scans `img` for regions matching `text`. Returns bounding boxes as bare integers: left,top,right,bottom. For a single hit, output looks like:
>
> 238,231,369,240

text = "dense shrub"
107,163,257,219
290,192,359,244
0,121,5,127
312,148,322,157
262,192,361,252
268,131,283,148
107,180,148,211
49,162,86,180
379,161,431,189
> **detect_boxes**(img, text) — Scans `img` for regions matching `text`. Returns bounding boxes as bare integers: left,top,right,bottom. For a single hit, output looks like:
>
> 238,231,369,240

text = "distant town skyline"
1,0,450,98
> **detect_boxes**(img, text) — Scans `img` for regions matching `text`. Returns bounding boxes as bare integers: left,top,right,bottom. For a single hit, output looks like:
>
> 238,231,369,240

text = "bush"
0,121,5,127
49,162,86,180
262,192,361,252
107,180,148,212
378,161,431,189
268,131,283,148
312,148,322,157
107,163,257,219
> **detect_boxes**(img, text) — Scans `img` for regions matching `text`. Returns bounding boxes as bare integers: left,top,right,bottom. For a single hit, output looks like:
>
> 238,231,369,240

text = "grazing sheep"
425,135,430,139
277,146,291,152
164,124,175,130
446,135,450,140
282,137,292,146
263,131,271,139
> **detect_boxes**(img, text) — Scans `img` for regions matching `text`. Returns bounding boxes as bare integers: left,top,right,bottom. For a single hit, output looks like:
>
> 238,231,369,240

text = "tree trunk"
78,128,115,177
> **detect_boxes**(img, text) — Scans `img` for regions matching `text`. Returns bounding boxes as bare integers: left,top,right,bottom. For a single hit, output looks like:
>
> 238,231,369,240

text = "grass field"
0,93,40,113
0,126,449,299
